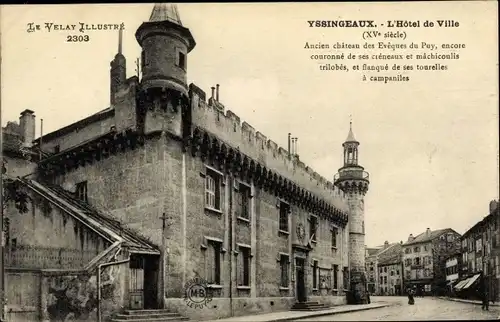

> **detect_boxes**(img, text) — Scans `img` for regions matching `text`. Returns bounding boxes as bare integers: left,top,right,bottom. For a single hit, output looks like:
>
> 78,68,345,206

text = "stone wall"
51,131,349,319
5,188,109,269
2,155,37,178
43,262,127,322
189,85,348,213
114,77,139,132
347,192,366,272
54,135,170,248
39,115,115,153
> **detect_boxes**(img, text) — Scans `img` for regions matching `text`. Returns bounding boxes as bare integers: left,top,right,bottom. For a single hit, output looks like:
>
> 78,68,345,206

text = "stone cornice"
184,125,349,227
37,128,145,176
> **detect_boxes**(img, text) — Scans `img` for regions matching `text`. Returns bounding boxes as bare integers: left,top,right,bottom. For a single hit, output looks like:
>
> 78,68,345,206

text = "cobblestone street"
295,297,500,321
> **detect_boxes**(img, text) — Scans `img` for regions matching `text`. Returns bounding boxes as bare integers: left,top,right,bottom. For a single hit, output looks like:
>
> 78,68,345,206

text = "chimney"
400,240,403,245
426,228,431,237
216,84,220,102
489,200,499,213
408,234,414,242
211,86,215,100
19,109,36,148
384,241,389,248
288,133,291,156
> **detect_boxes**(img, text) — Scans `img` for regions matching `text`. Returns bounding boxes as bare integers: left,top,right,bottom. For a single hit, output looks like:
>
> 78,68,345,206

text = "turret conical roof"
149,3,183,25
345,121,358,143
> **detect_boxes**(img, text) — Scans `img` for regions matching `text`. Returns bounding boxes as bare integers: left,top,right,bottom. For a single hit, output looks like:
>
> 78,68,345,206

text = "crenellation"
278,147,288,159
189,85,349,211
241,122,255,144
226,110,241,125
266,140,279,159
255,132,267,150
189,83,206,102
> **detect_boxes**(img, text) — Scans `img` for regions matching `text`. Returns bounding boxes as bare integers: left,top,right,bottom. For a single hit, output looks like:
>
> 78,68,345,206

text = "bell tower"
135,3,195,136
334,121,370,304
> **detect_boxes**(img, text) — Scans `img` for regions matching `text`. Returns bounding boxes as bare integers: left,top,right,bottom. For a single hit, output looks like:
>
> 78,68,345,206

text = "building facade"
444,253,461,295
365,246,382,294
402,228,461,296
365,242,404,296
377,242,404,296
456,200,500,302
1,4,371,321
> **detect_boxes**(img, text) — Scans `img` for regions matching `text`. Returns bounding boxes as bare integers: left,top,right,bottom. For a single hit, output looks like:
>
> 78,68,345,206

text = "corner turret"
135,3,196,95
334,121,370,305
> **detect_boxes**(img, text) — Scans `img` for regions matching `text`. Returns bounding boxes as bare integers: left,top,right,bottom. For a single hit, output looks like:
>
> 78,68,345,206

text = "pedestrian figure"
481,283,489,311
407,287,415,305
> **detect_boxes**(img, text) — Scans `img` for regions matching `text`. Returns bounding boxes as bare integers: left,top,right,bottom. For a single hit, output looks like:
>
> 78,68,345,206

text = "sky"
1,2,498,247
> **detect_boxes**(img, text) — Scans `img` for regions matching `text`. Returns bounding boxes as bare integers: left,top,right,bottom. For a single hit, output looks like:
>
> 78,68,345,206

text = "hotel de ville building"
1,4,371,321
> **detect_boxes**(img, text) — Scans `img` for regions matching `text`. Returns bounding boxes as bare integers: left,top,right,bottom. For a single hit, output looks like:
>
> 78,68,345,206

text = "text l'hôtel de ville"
307,20,459,28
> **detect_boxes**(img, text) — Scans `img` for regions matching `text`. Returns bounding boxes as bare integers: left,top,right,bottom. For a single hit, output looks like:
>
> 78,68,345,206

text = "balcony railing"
5,244,98,269
334,170,370,182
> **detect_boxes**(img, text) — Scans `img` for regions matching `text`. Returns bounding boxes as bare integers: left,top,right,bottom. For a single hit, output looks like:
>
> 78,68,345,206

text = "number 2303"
67,35,90,42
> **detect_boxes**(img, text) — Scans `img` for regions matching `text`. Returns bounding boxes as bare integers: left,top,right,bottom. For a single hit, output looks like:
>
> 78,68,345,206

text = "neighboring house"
377,242,404,296
444,253,462,295
456,200,500,302
402,228,461,296
365,241,404,295
365,246,383,294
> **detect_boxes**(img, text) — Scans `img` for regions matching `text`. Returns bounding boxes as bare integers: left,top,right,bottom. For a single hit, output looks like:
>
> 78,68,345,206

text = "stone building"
365,246,383,294
364,241,403,296
1,4,371,321
444,252,462,296
377,242,404,296
402,228,461,296
455,200,500,302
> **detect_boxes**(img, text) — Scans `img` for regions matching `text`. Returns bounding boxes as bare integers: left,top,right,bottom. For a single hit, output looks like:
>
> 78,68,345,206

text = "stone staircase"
109,309,189,322
290,301,330,311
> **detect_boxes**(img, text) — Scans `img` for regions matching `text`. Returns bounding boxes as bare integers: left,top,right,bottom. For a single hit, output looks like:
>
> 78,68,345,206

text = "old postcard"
0,2,498,321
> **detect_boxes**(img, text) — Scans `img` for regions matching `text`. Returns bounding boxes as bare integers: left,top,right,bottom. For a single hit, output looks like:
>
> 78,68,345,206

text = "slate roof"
378,243,403,265
149,3,183,25
403,228,450,246
18,178,159,255
345,125,357,143
462,205,500,238
366,247,383,256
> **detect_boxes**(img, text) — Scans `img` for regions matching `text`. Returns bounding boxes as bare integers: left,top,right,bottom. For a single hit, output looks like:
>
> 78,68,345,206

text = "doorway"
129,254,160,310
295,257,307,303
